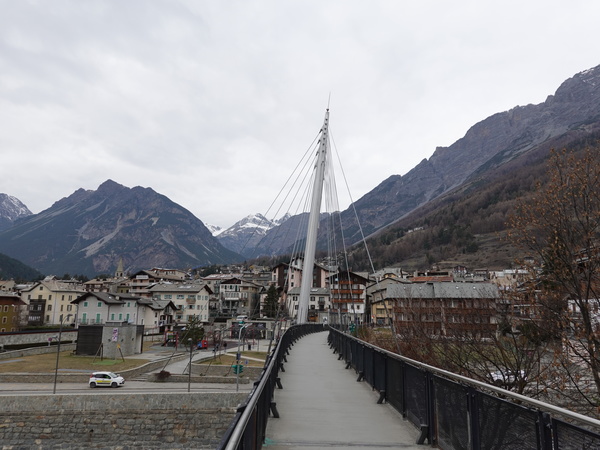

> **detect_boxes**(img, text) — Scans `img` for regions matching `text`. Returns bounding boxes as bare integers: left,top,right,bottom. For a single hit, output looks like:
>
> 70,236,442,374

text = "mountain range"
1,63,600,278
0,180,241,277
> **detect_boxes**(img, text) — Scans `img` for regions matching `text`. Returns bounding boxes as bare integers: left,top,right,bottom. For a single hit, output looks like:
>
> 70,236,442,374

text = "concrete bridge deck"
264,331,424,449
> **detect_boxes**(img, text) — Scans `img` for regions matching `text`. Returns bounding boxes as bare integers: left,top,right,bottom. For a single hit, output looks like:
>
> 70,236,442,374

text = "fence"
217,322,324,450
329,328,600,450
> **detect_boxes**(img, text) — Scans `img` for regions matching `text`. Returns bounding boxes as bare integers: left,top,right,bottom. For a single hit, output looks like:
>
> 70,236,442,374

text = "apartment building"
148,282,212,324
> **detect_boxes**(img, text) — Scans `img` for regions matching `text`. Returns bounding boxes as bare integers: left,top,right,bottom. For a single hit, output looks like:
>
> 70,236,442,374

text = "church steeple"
115,258,125,278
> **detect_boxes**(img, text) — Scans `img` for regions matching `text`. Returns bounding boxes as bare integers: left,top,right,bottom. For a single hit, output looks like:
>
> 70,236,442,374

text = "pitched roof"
388,282,499,299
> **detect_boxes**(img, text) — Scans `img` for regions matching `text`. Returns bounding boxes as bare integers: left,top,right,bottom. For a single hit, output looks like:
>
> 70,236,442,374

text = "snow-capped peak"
205,223,223,236
0,194,32,221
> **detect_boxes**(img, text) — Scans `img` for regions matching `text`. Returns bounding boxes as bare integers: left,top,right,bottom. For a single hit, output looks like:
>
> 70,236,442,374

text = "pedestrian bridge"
219,324,600,450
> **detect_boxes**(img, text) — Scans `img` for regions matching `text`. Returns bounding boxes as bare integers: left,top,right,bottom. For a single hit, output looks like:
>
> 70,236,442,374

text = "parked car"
89,371,125,388
488,369,526,387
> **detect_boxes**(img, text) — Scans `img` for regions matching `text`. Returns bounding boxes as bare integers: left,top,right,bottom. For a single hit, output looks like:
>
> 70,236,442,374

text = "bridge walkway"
263,331,424,449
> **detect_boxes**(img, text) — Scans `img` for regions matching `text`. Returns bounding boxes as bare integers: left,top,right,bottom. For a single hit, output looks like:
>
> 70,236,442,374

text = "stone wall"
0,331,78,356
0,342,76,360
0,392,247,448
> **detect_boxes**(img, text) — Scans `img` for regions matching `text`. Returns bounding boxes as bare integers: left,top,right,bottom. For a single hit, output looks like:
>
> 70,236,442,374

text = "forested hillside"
346,128,600,272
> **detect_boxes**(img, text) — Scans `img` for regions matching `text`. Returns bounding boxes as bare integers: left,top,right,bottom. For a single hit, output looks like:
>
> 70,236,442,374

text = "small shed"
75,323,144,358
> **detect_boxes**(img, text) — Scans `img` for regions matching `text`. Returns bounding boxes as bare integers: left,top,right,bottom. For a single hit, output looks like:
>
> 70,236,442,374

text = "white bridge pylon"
296,109,330,324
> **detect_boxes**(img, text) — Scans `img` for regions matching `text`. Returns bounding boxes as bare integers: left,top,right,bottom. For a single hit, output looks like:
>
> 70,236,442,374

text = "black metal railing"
218,323,324,450
328,328,600,450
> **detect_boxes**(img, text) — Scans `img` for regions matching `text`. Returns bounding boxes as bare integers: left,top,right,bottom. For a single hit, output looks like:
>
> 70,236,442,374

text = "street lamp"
236,323,250,392
53,313,73,394
187,338,193,393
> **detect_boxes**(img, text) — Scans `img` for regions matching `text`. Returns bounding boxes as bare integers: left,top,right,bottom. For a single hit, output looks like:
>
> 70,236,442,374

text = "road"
0,380,253,395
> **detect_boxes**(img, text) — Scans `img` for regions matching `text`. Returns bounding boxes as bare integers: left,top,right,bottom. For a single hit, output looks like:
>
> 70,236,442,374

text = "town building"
148,282,212,325
285,287,330,322
367,276,412,325
71,292,176,332
18,276,84,327
218,277,265,318
128,268,189,298
328,270,369,325
391,281,500,339
0,291,26,332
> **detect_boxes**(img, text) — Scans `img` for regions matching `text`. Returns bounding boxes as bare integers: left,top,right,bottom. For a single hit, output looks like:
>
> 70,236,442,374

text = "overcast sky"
2,1,600,229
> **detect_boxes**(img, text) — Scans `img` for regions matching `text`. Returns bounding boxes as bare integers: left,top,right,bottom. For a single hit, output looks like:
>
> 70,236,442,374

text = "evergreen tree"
264,284,279,318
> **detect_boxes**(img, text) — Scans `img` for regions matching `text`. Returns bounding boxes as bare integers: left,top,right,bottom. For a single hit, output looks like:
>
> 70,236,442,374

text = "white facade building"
148,282,212,324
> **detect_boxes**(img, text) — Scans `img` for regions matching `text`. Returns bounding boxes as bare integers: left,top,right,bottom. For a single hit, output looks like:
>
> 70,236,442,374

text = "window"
111,314,115,320
83,302,88,307
97,302,102,308
118,314,122,321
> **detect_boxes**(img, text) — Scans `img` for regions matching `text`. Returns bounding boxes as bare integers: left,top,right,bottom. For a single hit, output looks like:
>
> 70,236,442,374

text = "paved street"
0,341,257,395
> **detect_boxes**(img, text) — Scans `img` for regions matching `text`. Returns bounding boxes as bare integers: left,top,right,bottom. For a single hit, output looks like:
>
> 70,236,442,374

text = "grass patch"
197,351,267,368
0,351,151,373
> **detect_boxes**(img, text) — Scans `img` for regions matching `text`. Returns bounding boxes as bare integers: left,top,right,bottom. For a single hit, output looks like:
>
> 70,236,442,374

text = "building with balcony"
19,276,84,327
328,270,369,324
285,287,330,322
390,281,500,339
148,282,212,325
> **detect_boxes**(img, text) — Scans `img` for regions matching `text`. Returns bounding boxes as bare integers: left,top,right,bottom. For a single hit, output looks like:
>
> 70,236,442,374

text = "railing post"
467,387,481,450
537,412,553,450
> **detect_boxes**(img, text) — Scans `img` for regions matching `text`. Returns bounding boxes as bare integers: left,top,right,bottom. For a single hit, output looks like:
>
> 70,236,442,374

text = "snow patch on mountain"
0,194,32,231
216,213,291,256
0,194,32,220
205,223,223,236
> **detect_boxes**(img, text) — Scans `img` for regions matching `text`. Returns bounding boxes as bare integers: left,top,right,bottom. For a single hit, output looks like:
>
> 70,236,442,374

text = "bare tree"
507,147,600,410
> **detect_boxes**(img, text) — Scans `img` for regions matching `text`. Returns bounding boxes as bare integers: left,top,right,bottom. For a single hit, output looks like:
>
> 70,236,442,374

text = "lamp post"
188,338,193,393
236,323,250,392
53,313,73,394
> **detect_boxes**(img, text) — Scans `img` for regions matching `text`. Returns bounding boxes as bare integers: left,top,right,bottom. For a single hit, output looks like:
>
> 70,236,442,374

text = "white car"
89,371,125,388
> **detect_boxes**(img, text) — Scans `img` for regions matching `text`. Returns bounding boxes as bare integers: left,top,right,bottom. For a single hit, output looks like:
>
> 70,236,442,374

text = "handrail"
222,330,283,449
218,323,324,449
329,327,600,430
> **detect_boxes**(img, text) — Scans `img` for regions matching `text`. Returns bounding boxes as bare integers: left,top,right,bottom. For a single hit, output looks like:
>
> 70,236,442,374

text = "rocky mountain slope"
234,64,600,259
339,64,600,243
0,180,242,277
0,194,31,232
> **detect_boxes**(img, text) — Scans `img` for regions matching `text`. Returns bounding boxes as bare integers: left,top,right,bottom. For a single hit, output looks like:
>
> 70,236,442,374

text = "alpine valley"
2,63,600,278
